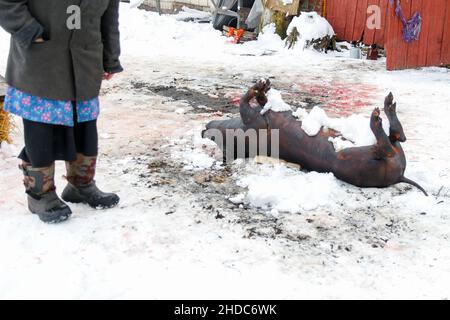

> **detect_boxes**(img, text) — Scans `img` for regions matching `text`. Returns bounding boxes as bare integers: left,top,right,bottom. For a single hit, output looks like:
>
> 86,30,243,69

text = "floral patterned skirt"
19,102,98,168
3,87,99,126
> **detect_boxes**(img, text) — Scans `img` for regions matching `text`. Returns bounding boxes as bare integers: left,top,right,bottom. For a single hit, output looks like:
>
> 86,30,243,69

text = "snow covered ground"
1,5,450,299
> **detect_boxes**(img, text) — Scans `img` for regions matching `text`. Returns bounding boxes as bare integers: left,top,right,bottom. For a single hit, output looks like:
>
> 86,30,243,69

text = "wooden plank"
417,0,432,67
425,0,447,66
386,0,402,70
398,0,412,69
405,0,422,68
374,0,388,46
352,0,369,42
340,0,351,40
334,0,348,40
381,0,390,45
390,0,404,69
363,0,379,44
441,0,450,64
344,0,358,40
384,0,392,68
328,0,338,35
326,0,335,23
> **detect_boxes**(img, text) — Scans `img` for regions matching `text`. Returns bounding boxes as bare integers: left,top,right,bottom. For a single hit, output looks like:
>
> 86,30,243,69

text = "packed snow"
260,88,293,115
328,136,356,152
297,105,389,146
237,164,341,212
0,4,449,299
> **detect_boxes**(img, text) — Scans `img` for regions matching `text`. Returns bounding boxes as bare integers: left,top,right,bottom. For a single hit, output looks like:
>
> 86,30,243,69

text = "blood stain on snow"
295,81,379,117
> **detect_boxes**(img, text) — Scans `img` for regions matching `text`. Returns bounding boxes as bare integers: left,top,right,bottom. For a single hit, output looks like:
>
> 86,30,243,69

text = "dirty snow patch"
236,163,342,212
180,149,217,171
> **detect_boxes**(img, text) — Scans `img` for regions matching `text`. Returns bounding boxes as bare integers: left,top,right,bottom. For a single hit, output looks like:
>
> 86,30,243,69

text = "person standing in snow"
0,0,123,223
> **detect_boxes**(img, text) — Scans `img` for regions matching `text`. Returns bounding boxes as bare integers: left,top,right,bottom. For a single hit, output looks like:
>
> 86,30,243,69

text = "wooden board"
416,0,432,67
334,0,348,39
386,0,407,70
425,0,446,66
325,0,450,69
374,0,388,45
399,0,411,69
344,0,358,41
405,0,422,68
326,0,335,24
441,0,450,64
363,0,379,44
352,0,369,42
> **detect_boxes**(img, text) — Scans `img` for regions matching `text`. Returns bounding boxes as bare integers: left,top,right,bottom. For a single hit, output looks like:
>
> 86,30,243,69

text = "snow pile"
328,136,355,152
174,7,212,21
242,24,284,53
237,163,341,212
129,0,145,9
257,24,283,46
287,12,335,50
296,106,390,147
119,5,224,59
260,88,292,115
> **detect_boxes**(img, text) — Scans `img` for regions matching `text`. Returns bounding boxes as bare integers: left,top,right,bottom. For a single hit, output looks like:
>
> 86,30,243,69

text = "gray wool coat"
0,0,123,101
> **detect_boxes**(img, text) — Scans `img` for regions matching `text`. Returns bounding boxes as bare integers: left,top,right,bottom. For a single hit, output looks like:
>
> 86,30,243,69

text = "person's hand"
34,37,45,43
103,72,114,81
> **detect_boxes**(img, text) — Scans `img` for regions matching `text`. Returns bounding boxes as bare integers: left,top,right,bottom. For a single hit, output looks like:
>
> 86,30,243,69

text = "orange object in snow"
233,29,244,43
227,27,244,43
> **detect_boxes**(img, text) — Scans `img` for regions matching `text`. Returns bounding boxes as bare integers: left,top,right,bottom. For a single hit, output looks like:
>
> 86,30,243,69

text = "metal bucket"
349,47,362,59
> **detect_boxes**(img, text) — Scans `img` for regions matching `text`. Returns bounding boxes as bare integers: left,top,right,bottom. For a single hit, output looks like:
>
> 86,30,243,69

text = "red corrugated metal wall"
326,0,450,70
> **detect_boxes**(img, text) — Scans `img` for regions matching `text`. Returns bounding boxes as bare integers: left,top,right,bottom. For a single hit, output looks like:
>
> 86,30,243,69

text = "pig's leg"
370,108,395,159
239,79,270,126
384,93,406,143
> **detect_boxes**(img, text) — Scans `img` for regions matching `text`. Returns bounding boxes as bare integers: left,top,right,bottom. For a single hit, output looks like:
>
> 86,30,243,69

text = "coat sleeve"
101,0,123,74
0,0,44,47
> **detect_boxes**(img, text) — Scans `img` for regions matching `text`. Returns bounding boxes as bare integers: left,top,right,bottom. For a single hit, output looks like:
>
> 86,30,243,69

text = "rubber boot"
20,162,72,224
61,154,120,209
